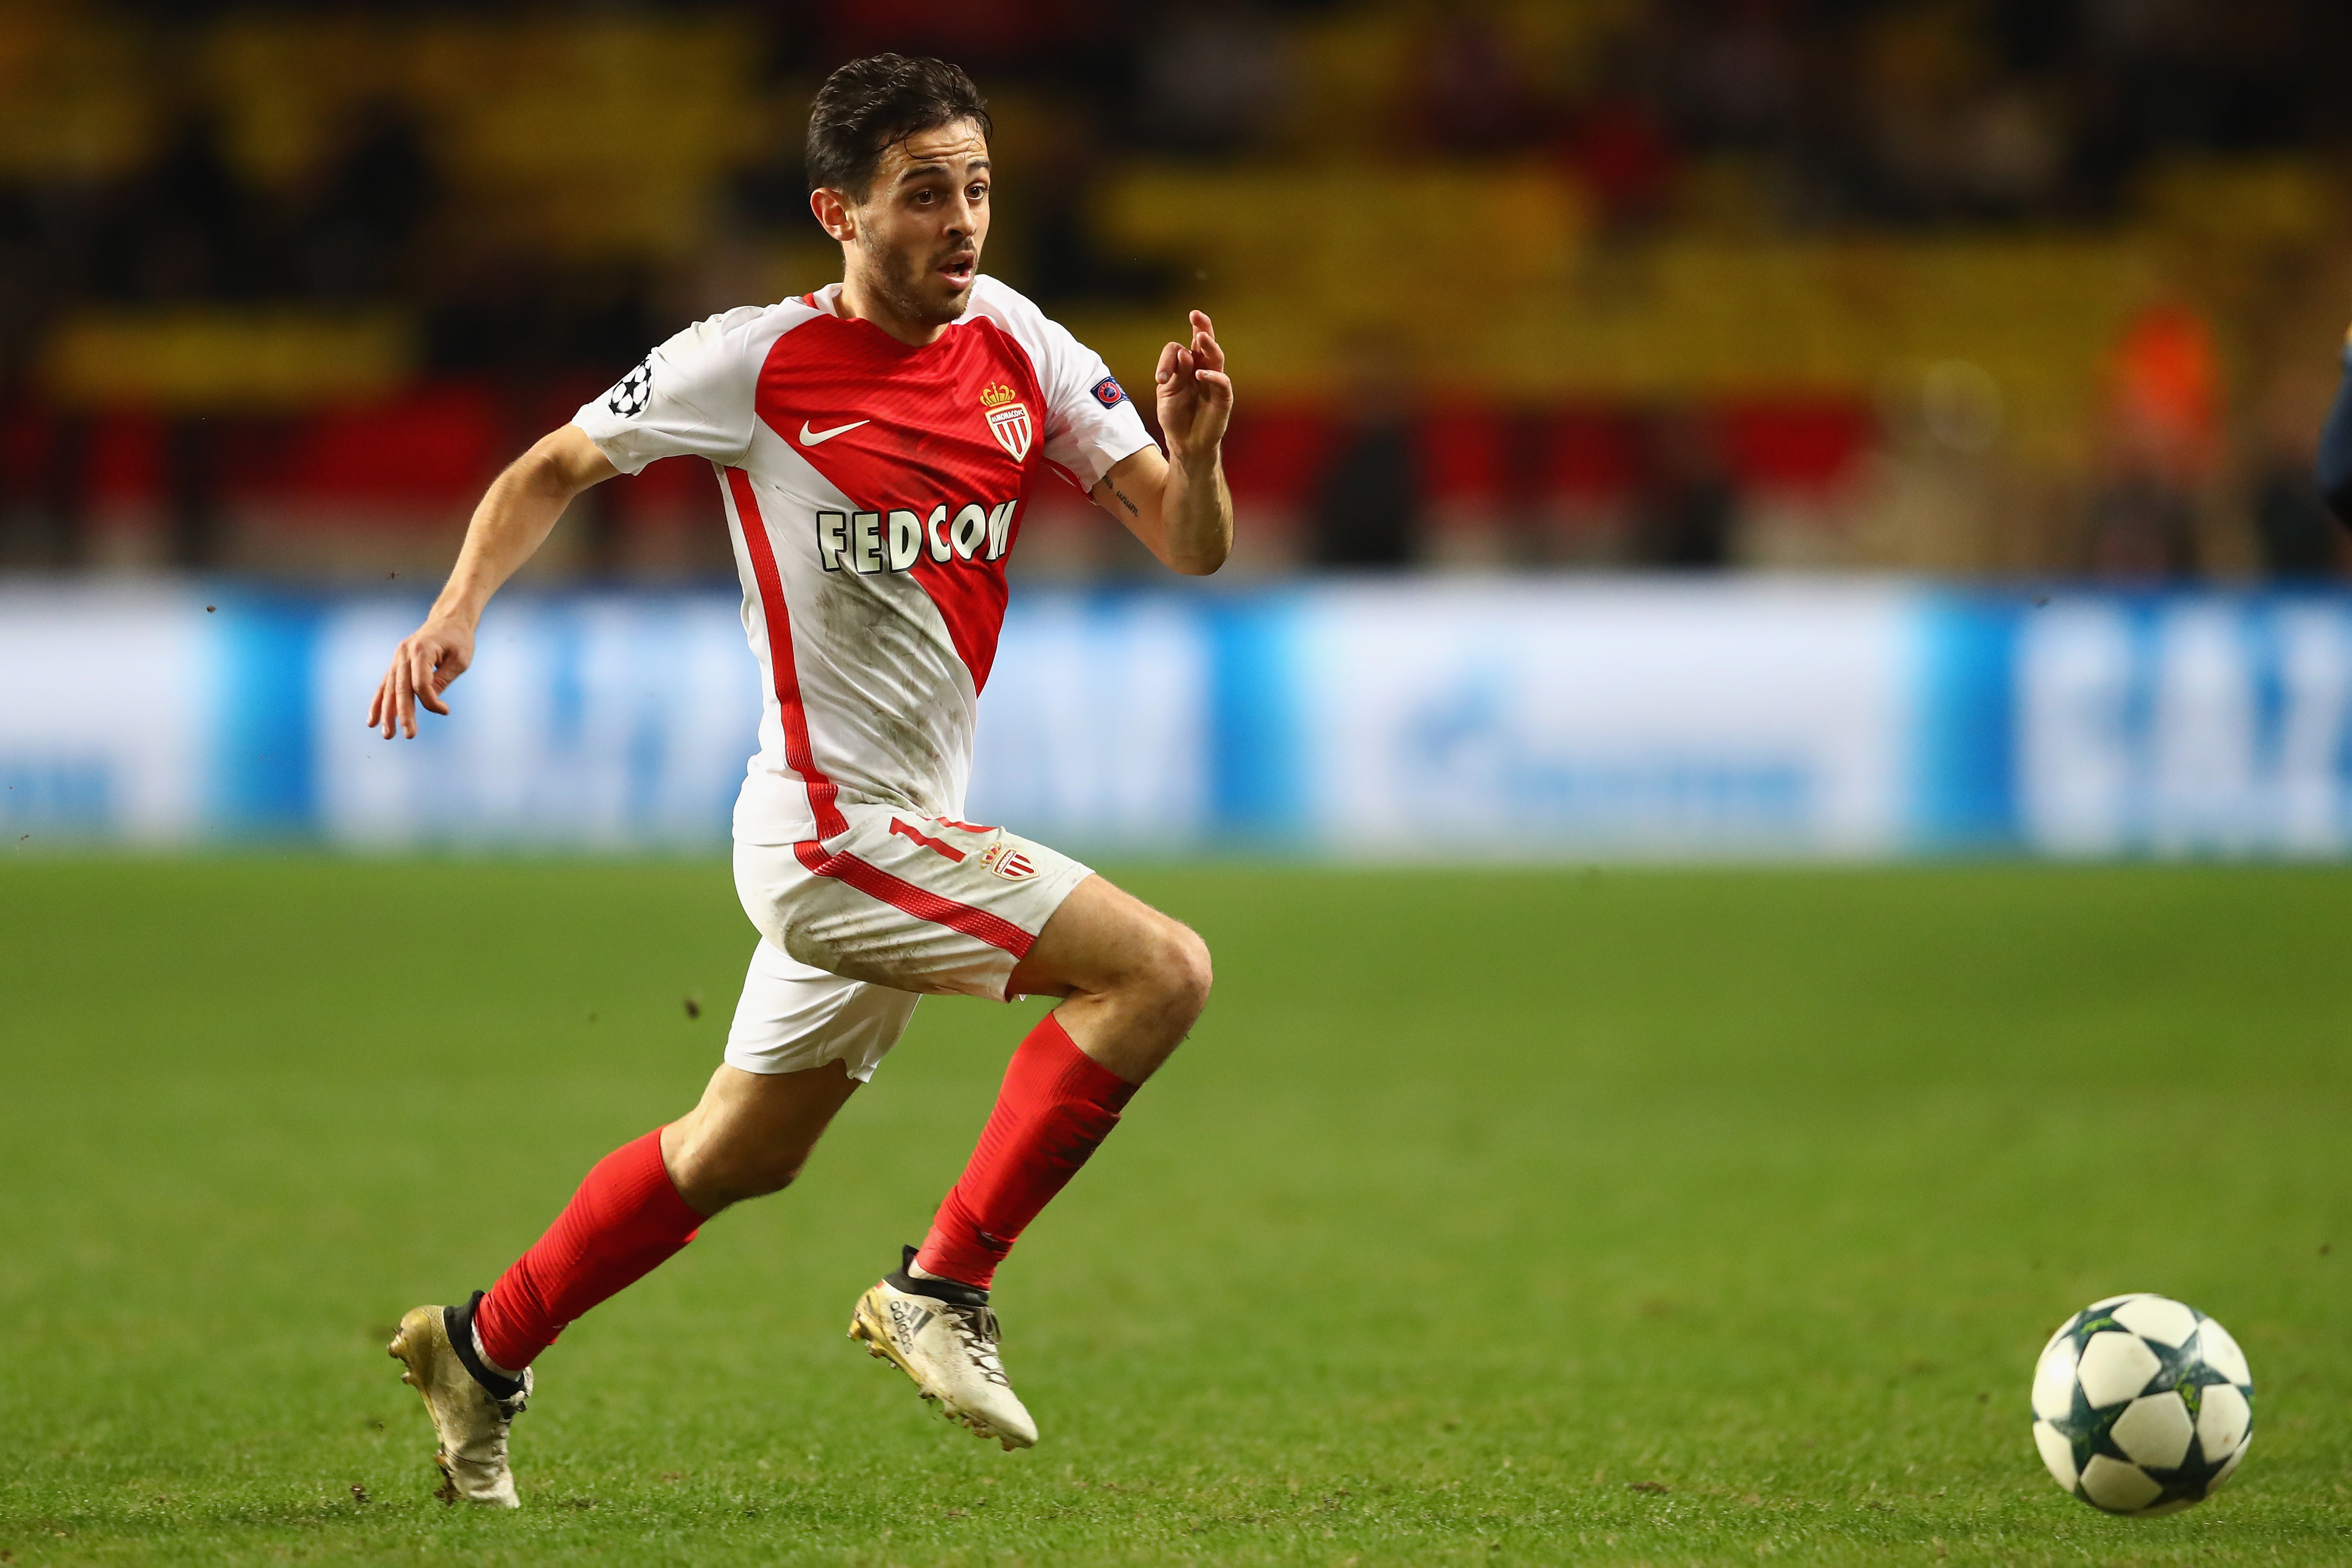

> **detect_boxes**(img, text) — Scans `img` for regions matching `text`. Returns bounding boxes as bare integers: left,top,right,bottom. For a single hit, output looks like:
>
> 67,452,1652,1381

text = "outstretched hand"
1154,309,1232,464
367,616,475,739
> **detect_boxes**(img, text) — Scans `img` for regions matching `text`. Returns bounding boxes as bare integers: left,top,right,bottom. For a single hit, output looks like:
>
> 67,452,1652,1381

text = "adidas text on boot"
849,1246,1037,1451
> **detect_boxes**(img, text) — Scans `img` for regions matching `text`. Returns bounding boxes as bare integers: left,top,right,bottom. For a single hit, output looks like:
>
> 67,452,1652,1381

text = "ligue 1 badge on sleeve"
607,356,653,417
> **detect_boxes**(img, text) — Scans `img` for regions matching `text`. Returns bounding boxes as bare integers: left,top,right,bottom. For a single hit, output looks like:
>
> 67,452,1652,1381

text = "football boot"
849,1245,1037,1450
387,1292,532,1507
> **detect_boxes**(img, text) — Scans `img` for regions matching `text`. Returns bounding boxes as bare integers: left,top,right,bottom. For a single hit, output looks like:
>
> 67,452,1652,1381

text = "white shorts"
722,805,1093,1081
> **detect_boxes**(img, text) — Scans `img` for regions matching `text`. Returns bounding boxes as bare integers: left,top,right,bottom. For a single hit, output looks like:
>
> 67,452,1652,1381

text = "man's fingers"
1194,369,1233,402
374,661,402,737
389,658,415,740
405,643,437,737
1154,339,1182,384
411,642,450,717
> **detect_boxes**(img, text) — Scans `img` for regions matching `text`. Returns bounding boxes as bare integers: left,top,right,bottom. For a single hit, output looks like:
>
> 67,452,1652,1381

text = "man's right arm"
368,425,616,739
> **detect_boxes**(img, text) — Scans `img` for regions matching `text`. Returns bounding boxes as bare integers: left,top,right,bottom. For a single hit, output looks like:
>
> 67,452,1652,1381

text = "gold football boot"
850,1246,1038,1450
387,1295,531,1507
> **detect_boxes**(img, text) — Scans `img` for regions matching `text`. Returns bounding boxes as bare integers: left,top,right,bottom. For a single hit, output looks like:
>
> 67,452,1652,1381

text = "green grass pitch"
3,856,2348,1565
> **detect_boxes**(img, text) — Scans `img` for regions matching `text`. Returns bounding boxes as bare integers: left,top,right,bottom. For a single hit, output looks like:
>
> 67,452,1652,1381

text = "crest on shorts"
982,842,1038,881
985,402,1033,462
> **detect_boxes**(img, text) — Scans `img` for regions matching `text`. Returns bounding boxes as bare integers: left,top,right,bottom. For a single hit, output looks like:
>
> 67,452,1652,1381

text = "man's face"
845,119,990,329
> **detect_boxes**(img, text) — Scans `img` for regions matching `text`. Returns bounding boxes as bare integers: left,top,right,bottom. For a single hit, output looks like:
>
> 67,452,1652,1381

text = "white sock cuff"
473,1318,524,1382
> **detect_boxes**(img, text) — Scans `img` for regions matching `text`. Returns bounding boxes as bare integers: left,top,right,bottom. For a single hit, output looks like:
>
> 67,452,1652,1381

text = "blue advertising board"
5,579,2349,858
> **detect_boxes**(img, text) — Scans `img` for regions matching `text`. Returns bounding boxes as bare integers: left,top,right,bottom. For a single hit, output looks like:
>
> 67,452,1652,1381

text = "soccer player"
367,55,1232,1507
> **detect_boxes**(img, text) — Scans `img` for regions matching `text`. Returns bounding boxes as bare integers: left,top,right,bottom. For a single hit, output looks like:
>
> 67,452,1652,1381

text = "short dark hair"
806,54,992,201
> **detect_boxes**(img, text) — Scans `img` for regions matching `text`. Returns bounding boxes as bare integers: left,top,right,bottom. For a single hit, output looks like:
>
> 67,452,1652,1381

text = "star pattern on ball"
2030,1294,2254,1517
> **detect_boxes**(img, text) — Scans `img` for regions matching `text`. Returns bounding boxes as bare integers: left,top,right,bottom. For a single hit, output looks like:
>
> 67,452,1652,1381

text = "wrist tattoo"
1112,486,1140,517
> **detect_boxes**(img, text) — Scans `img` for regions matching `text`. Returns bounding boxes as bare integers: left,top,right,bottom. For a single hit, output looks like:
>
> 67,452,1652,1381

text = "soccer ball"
2031,1293,2253,1516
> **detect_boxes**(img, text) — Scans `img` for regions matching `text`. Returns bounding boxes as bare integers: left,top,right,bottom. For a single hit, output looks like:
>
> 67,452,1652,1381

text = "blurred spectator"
0,411,83,568
1413,11,1537,157
1307,339,1420,570
1136,0,1288,156
1022,109,1174,309
1554,17,1680,234
1845,3,2067,223
2249,361,2342,578
89,109,255,304
815,0,1061,72
2252,463,2340,578
1557,92,1679,233
2086,471,2196,579
2086,300,2219,579
164,416,222,569
1632,409,1736,569
286,103,437,306
1675,0,1800,153
422,259,656,387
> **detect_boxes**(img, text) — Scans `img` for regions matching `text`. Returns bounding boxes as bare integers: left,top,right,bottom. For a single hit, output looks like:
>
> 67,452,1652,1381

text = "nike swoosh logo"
800,419,868,445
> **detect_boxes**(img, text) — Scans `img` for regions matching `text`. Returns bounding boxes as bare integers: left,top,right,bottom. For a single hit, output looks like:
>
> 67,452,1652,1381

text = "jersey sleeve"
571,306,771,475
1031,315,1157,490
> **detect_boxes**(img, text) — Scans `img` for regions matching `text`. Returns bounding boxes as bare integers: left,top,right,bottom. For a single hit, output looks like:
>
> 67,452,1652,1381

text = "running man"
369,54,1231,1507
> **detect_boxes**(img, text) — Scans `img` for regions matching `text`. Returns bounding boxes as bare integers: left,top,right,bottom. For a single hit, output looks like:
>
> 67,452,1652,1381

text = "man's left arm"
1092,310,1233,576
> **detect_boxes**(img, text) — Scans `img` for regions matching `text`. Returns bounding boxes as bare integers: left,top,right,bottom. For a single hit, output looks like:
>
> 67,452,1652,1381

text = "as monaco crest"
985,402,1033,462
982,841,1039,881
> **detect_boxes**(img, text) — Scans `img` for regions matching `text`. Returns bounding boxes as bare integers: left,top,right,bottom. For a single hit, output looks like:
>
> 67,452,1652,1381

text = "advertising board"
7,580,2351,860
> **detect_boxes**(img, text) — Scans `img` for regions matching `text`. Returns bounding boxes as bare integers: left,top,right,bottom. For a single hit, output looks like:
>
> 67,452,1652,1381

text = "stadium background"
3,0,2349,857
6,6,2352,1565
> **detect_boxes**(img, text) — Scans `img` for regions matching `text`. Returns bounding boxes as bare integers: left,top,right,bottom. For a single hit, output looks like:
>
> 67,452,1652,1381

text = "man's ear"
810,187,857,245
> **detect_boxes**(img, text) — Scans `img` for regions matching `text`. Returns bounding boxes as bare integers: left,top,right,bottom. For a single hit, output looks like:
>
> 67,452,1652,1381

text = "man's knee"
732,1155,805,1202
680,1144,803,1211
1140,916,1212,1023
665,1116,807,1212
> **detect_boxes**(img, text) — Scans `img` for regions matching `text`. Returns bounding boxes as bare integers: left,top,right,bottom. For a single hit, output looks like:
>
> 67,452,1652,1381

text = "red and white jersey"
572,277,1155,845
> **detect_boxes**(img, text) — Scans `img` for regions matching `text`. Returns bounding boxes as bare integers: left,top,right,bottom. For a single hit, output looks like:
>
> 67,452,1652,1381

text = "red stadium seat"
1528,405,1641,564
270,385,504,509
1533,405,1642,501
1217,403,1334,509
1713,399,1874,497
1417,402,1514,566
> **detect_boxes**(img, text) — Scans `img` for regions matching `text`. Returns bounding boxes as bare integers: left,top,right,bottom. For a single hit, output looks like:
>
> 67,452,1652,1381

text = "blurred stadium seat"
0,1,2340,582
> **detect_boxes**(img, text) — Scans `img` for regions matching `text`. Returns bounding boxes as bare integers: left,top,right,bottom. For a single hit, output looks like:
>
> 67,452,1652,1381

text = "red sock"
916,1013,1138,1290
472,1127,704,1373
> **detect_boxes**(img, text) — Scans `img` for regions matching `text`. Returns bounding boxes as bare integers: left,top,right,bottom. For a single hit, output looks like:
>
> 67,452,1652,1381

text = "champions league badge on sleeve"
606,356,654,417
1091,375,1128,409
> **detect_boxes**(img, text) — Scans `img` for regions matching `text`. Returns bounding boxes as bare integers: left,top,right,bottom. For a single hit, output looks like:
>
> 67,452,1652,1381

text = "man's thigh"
735,808,1093,1002
1002,872,1188,1001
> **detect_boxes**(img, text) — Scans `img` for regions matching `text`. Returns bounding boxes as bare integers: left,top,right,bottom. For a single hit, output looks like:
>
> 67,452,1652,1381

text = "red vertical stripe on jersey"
729,467,848,840
792,840,1035,957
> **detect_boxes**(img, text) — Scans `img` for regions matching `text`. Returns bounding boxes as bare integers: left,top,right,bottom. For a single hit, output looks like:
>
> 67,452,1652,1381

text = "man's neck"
835,272,951,349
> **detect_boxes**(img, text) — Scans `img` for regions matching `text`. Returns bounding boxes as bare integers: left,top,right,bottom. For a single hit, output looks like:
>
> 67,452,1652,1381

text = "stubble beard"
864,242,972,331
